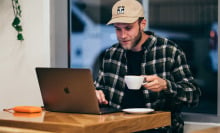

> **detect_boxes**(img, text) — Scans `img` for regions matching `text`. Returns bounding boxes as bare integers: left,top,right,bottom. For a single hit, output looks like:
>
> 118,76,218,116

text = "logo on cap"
117,6,125,14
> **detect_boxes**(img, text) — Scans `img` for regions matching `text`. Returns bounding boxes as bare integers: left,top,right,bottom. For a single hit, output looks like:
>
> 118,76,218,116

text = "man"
94,0,201,132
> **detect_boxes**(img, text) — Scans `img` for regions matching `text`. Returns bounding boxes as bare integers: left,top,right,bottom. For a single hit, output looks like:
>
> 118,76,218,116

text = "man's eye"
125,27,132,30
115,28,121,31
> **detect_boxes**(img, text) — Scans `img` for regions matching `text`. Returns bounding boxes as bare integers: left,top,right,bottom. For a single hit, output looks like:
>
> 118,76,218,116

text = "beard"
120,27,142,50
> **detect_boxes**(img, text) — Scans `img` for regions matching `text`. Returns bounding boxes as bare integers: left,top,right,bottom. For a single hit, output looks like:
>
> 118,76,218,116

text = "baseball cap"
107,0,144,25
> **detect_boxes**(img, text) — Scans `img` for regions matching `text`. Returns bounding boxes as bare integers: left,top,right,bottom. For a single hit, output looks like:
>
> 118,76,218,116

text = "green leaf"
17,33,24,40
12,17,20,26
15,25,23,32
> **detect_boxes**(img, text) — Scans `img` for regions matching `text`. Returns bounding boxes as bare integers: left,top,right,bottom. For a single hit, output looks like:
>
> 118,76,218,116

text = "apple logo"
64,87,70,94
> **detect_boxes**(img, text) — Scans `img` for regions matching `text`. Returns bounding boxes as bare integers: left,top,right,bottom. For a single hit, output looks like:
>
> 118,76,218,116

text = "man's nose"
120,29,127,38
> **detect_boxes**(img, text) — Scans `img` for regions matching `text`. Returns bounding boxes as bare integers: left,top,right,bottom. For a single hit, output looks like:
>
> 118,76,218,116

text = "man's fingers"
96,90,108,104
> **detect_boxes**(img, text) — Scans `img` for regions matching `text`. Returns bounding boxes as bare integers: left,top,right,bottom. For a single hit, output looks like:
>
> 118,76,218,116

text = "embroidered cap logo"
117,6,125,14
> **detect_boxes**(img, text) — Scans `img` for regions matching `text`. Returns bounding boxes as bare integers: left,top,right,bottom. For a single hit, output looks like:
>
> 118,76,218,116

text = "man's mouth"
121,40,130,44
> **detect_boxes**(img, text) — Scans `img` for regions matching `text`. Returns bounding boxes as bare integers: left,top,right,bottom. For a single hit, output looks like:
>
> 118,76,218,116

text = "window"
66,0,220,122
69,0,117,79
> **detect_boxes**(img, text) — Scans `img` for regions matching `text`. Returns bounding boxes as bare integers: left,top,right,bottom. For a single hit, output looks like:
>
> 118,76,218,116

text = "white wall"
0,0,50,109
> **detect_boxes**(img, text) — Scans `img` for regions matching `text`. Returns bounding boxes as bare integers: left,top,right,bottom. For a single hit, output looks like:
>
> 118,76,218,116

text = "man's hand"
95,90,108,104
142,75,167,92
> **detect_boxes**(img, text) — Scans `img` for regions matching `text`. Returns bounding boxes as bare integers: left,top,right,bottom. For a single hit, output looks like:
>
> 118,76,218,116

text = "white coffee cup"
124,75,145,90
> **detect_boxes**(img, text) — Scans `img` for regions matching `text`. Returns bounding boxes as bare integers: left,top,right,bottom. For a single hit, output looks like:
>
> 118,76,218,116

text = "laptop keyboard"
99,107,120,114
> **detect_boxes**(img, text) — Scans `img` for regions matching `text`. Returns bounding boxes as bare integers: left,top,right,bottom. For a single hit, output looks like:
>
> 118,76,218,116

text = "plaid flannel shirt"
94,32,201,132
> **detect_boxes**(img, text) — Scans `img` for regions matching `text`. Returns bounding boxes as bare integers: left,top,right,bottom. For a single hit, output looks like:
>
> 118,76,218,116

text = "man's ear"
141,19,147,30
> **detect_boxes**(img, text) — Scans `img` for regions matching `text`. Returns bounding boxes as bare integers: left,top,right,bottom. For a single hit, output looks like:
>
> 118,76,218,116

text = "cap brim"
107,17,139,25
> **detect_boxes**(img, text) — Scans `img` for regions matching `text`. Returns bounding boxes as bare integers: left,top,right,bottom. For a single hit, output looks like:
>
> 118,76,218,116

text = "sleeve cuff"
163,80,174,94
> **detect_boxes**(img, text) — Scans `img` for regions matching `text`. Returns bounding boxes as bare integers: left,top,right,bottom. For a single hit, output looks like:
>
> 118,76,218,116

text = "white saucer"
122,108,154,114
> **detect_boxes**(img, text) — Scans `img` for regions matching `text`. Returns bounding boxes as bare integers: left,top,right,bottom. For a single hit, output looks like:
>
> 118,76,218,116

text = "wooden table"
0,111,171,133
0,126,52,133
191,126,220,133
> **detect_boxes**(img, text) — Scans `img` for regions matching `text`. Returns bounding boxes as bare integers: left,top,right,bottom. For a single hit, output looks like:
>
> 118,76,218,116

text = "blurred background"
69,0,218,115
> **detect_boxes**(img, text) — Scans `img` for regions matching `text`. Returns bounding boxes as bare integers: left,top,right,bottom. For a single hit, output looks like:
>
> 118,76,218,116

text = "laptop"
35,67,119,114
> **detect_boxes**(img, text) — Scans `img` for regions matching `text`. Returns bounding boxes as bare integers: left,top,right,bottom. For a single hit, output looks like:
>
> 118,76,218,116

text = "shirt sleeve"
93,52,109,96
163,49,201,108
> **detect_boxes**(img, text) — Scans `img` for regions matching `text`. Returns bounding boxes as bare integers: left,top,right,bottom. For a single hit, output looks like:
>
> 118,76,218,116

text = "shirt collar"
142,31,156,51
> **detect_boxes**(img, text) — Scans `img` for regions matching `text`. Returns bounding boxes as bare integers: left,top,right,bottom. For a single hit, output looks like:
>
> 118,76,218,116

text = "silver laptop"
35,67,119,114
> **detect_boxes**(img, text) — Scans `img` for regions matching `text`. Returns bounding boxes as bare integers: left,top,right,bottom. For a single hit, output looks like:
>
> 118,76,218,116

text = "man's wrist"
162,79,168,91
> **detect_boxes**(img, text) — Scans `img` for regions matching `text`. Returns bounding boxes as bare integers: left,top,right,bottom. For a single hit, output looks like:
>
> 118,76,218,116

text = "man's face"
113,20,144,50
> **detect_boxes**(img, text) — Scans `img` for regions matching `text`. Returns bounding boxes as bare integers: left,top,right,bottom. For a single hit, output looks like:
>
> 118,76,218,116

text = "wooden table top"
0,126,52,133
0,111,171,133
191,126,220,133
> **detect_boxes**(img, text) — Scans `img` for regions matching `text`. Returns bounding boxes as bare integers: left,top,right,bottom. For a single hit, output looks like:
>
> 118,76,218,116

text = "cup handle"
142,82,147,85
142,77,147,85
